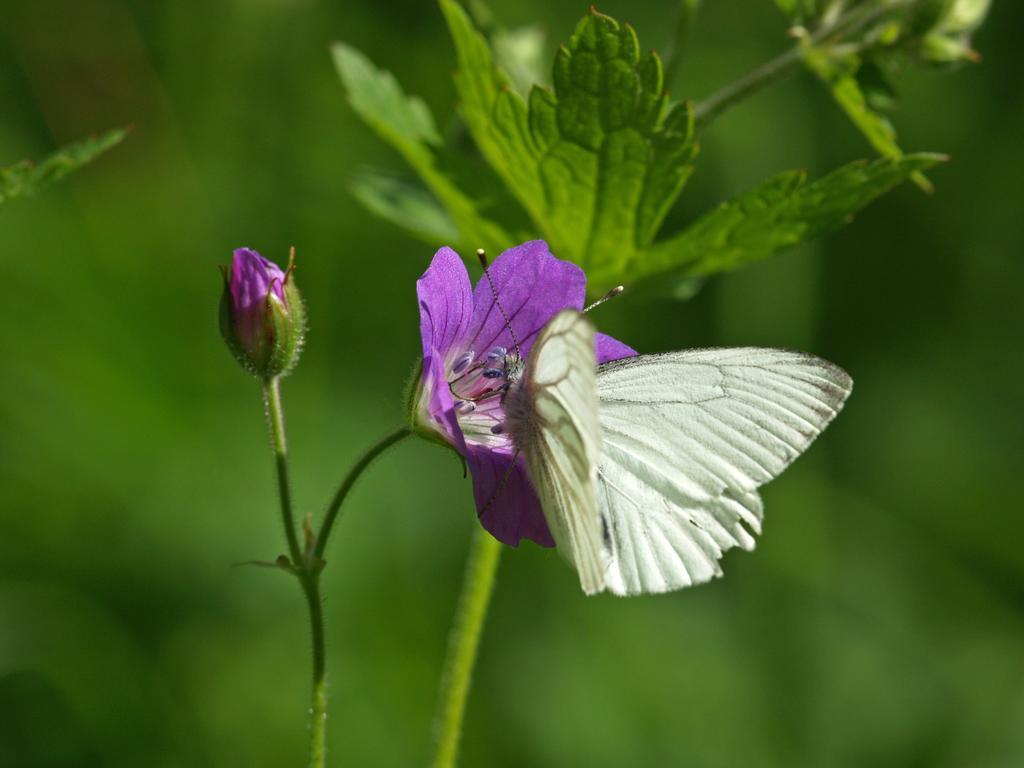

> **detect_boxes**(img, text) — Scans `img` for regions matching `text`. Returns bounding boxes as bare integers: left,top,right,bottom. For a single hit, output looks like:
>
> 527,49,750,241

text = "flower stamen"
445,346,523,448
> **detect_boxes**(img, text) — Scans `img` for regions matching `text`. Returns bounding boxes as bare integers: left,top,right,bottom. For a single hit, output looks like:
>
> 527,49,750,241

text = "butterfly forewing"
595,348,852,596
509,310,606,594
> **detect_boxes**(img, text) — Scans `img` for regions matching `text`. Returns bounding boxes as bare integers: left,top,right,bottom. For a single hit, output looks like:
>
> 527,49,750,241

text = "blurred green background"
2,1,1022,766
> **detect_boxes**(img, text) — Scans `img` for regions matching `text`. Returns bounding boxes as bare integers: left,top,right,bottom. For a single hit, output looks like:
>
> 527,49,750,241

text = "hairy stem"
301,574,328,768
431,529,503,768
263,377,302,567
262,376,326,768
314,426,411,561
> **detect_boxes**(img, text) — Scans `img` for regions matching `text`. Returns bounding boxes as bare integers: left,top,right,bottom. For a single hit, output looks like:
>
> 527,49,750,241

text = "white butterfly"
504,309,853,596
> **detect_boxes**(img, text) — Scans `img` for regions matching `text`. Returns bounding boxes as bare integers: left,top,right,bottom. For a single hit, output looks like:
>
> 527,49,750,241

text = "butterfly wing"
509,310,606,594
595,348,852,596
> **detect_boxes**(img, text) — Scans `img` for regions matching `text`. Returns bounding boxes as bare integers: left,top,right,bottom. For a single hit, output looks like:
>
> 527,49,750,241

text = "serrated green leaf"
804,46,932,192
341,5,951,300
332,42,516,255
350,169,459,244
0,128,127,206
639,153,945,281
440,1,698,285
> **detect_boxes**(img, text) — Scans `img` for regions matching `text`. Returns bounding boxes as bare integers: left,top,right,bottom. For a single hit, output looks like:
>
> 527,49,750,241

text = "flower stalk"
263,377,302,566
315,426,412,561
431,528,503,768
300,573,328,768
262,376,327,767
262,377,411,767
262,382,411,766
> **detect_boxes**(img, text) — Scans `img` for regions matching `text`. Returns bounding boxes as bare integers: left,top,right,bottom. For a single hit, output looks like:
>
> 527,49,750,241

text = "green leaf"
803,46,932,192
333,43,442,149
440,1,698,285
341,6,950,300
350,168,460,245
332,42,517,255
0,128,127,206
639,153,945,281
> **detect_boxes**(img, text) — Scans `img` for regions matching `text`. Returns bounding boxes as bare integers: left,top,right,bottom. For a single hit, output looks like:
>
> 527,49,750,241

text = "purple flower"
413,240,634,547
220,247,306,378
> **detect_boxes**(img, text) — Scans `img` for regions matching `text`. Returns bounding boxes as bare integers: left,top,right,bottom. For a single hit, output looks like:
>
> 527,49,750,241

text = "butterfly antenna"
584,285,624,313
479,446,522,517
477,248,522,358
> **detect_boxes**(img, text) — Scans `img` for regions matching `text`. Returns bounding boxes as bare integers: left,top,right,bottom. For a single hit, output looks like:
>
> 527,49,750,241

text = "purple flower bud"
220,247,305,379
231,248,286,348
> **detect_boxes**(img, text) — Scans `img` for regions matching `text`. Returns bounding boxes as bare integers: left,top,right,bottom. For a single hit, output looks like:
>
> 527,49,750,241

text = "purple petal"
595,332,636,364
232,248,285,306
417,247,473,359
230,248,286,352
417,248,474,442
466,446,555,548
464,240,585,360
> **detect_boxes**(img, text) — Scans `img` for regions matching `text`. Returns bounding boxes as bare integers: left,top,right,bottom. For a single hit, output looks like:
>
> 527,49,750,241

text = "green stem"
314,426,411,561
262,376,326,768
694,0,912,130
431,529,503,768
693,43,805,130
301,574,328,768
263,377,302,567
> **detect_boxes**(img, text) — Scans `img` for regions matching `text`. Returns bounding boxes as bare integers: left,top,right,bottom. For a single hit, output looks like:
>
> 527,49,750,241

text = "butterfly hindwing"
594,348,853,596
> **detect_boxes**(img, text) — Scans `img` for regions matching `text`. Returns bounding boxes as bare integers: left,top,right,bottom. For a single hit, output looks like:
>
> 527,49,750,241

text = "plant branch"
261,376,327,767
263,377,302,566
693,43,804,130
301,574,328,768
431,528,502,768
694,0,913,130
314,426,411,561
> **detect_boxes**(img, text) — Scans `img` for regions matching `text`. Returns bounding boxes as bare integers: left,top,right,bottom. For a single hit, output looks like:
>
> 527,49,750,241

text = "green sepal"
266,278,306,380
404,357,467,472
405,357,450,450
